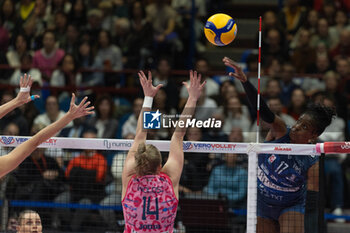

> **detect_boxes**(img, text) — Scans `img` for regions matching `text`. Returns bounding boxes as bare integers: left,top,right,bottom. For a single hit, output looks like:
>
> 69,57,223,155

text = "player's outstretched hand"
182,70,206,101
67,94,94,119
138,70,163,97
222,57,247,83
15,73,40,104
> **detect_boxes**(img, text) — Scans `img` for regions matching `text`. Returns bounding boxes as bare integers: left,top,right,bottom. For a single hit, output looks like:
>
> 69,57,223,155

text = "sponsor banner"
259,143,318,156
0,135,346,155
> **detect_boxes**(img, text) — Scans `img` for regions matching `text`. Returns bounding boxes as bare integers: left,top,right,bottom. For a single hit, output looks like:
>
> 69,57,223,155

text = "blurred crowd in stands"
0,0,350,231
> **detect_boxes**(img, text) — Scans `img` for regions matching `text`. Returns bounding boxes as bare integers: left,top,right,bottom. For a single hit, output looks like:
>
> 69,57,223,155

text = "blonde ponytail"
135,143,162,176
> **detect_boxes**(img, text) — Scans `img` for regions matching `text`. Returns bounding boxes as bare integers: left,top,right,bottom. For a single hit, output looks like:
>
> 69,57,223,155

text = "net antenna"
256,16,262,144
246,16,262,233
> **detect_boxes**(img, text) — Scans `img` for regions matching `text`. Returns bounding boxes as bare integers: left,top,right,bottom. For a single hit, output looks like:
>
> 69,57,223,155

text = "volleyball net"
0,136,349,233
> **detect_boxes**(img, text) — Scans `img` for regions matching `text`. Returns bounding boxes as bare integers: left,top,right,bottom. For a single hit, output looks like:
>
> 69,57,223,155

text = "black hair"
304,103,336,135
82,126,98,136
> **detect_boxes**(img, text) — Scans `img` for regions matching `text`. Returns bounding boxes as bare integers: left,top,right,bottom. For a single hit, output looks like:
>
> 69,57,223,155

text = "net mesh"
0,137,347,233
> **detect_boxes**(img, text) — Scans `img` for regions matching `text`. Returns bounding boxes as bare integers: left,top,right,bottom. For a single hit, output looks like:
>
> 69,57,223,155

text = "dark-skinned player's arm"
223,57,287,140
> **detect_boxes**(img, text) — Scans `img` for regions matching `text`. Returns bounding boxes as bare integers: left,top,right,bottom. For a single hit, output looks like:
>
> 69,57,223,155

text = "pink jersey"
122,173,178,233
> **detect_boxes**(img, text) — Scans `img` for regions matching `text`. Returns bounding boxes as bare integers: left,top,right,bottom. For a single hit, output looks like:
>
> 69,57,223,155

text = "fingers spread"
78,96,88,108
70,93,76,106
148,70,152,82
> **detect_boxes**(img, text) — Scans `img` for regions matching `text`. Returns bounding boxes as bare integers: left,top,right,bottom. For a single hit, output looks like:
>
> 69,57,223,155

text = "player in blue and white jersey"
223,57,335,233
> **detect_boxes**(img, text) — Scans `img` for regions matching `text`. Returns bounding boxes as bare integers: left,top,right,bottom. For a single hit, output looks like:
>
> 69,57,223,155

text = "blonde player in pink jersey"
122,70,205,233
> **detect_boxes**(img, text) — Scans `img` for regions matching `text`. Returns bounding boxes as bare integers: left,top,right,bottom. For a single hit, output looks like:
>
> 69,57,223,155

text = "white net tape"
0,136,324,154
1,136,349,233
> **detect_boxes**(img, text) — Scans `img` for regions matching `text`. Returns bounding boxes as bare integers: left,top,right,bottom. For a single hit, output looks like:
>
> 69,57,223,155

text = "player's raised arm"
222,56,287,140
122,71,163,181
0,94,93,178
0,74,40,119
162,70,205,192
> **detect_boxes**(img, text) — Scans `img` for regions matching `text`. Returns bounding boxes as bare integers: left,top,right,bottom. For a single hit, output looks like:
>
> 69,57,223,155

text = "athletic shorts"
257,198,305,221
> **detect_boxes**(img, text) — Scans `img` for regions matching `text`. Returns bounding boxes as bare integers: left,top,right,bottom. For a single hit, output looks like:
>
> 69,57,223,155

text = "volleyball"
204,13,237,46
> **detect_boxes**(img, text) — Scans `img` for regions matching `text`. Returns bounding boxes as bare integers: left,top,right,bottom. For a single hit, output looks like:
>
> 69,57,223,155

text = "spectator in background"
290,9,319,49
52,129,107,231
50,53,82,104
17,0,36,24
99,0,117,32
15,123,65,202
193,88,218,122
0,17,9,53
32,30,65,81
33,95,73,130
113,17,130,59
112,0,129,18
323,71,347,119
310,18,338,50
329,28,350,60
122,97,142,138
268,97,296,127
146,0,180,56
279,62,300,106
306,54,332,74
260,11,285,49
6,213,18,233
124,0,153,68
153,57,179,110
284,88,307,121
180,127,211,193
318,95,346,222
60,23,79,57
314,41,329,59
1,0,16,36
217,80,239,105
263,78,282,101
221,96,251,134
278,0,307,41
45,0,71,29
336,57,350,99
262,28,290,66
202,112,228,142
179,58,219,108
203,152,248,208
59,116,87,138
86,94,118,139
152,87,175,140
21,0,48,50
6,34,30,67
95,28,123,71
0,91,29,136
319,2,336,26
291,29,316,73
84,9,103,43
52,11,68,47
68,0,87,26
76,40,104,89
265,58,282,79
9,53,43,88
16,210,42,233
95,30,123,86
329,10,350,40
